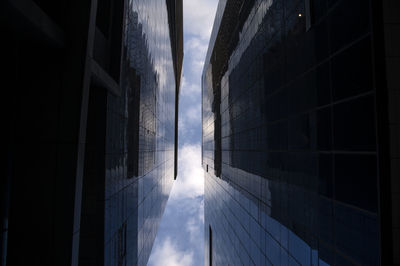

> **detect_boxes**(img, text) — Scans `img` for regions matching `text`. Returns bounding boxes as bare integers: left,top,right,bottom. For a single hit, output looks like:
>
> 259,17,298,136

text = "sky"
147,1,218,265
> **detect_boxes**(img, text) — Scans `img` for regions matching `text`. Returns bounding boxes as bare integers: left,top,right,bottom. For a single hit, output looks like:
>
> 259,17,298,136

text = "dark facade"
202,0,399,265
1,0,182,265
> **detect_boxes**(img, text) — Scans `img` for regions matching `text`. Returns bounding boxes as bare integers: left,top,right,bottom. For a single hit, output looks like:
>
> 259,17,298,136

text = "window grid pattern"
203,0,381,265
104,0,176,265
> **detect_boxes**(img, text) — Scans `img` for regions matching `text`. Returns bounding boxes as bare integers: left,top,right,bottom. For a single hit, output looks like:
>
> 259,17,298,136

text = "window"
118,222,127,266
305,0,314,31
209,225,213,266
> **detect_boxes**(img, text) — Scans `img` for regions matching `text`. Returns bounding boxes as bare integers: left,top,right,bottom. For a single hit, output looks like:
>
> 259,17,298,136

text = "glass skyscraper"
2,0,182,265
202,0,399,265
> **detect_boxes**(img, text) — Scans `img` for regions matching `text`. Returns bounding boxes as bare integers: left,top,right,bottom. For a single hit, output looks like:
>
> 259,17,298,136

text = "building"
1,0,182,265
202,0,399,265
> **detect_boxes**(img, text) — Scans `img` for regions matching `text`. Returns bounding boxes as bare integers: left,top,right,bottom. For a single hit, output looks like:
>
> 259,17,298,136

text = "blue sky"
148,1,218,265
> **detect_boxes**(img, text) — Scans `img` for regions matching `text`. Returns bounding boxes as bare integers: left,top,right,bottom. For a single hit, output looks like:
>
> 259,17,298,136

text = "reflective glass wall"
202,0,388,264
103,1,177,265
2,0,180,265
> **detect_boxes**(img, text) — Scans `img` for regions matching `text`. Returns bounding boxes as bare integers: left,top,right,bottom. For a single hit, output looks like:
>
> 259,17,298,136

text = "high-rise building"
1,0,182,265
202,0,399,265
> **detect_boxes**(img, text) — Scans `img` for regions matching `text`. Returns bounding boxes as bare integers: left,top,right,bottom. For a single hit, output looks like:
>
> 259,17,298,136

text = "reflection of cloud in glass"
121,1,178,264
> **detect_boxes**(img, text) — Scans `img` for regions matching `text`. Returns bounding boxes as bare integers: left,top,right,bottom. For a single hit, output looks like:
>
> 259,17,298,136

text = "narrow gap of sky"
147,1,218,265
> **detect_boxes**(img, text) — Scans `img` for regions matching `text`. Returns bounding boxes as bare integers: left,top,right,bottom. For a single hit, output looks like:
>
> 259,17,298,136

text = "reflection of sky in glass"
205,169,329,265
202,0,380,265
115,0,177,265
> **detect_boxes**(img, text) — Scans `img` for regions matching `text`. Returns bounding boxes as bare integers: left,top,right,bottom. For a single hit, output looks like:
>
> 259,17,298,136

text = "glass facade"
2,0,182,265
103,1,177,265
202,0,396,265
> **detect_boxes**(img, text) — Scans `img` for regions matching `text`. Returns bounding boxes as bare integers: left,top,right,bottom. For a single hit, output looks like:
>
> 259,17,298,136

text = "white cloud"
185,103,201,122
184,0,219,40
183,1,218,76
185,198,204,244
172,144,204,199
181,76,201,97
198,198,204,224
184,36,209,76
148,1,218,265
178,117,187,135
186,217,200,243
185,37,209,57
190,59,205,74
148,237,194,266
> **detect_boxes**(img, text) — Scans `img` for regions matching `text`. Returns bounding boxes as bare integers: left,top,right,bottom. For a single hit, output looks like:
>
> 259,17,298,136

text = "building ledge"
90,58,121,97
